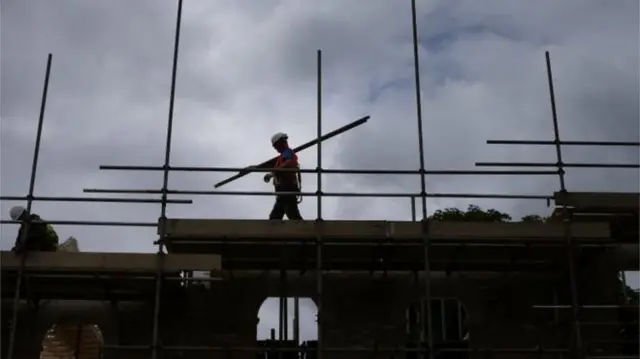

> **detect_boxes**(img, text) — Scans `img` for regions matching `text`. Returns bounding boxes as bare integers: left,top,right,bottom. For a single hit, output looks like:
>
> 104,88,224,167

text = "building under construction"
2,192,639,359
1,1,639,358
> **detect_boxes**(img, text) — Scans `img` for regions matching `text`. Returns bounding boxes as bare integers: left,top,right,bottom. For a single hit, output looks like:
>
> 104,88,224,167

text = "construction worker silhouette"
264,132,303,220
9,206,59,254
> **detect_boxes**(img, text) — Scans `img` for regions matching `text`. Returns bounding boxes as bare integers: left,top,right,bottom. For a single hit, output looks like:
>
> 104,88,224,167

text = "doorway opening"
257,297,317,344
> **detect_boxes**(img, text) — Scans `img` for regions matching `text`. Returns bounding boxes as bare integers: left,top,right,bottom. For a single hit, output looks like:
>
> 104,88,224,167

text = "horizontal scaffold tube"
98,165,559,176
83,188,553,199
102,344,570,353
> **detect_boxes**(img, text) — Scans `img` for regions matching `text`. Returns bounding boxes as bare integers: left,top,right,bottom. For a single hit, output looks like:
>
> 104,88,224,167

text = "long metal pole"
212,116,370,188
545,50,583,357
410,1,433,358
315,48,324,359
6,53,52,359
151,1,183,358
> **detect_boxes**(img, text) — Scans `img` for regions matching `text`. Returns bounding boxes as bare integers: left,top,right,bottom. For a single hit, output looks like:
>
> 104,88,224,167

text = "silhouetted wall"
3,252,622,359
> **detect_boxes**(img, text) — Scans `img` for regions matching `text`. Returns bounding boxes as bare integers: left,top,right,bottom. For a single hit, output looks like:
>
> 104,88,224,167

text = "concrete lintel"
0,251,221,272
161,219,610,240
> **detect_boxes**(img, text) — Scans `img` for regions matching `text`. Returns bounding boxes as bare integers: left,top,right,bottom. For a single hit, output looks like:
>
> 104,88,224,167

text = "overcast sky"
1,0,638,342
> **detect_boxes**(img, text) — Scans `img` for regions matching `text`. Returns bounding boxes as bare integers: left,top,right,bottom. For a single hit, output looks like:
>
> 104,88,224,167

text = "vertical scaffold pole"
283,278,288,341
6,53,53,359
411,196,417,222
294,296,300,344
410,1,433,358
151,1,183,358
315,48,324,359
545,50,583,357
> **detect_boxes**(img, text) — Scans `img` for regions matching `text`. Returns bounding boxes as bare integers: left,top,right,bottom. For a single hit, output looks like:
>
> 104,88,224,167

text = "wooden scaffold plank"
160,219,611,241
554,191,640,212
0,251,221,273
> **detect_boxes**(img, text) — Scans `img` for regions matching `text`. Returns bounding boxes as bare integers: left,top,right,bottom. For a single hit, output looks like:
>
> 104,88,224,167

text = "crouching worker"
9,206,59,254
264,132,303,220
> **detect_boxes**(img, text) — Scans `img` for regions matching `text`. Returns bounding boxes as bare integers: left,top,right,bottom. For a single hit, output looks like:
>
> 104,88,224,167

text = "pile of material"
57,237,79,252
39,323,102,359
40,237,104,359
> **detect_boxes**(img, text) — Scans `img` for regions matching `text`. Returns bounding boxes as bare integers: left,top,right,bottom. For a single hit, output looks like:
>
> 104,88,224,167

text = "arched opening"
406,298,468,358
257,297,317,355
39,323,103,359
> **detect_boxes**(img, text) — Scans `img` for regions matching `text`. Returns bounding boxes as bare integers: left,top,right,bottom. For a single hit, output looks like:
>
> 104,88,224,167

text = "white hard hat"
9,206,26,220
271,132,288,145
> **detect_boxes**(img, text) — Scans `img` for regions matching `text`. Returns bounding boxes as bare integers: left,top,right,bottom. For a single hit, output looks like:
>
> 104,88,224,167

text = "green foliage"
429,205,512,222
429,205,549,223
521,214,547,222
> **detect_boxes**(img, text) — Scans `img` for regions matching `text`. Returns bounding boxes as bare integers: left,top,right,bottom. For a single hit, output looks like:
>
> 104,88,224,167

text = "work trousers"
269,185,303,220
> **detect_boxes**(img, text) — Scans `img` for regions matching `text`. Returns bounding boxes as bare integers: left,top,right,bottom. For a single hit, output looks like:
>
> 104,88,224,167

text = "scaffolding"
1,0,639,358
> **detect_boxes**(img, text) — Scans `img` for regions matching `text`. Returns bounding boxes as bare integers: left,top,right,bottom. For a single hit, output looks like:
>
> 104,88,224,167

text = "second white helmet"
9,206,26,220
271,132,288,145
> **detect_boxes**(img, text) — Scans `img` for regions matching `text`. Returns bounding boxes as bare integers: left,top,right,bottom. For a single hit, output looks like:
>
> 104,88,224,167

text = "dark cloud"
334,0,639,220
1,0,638,338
